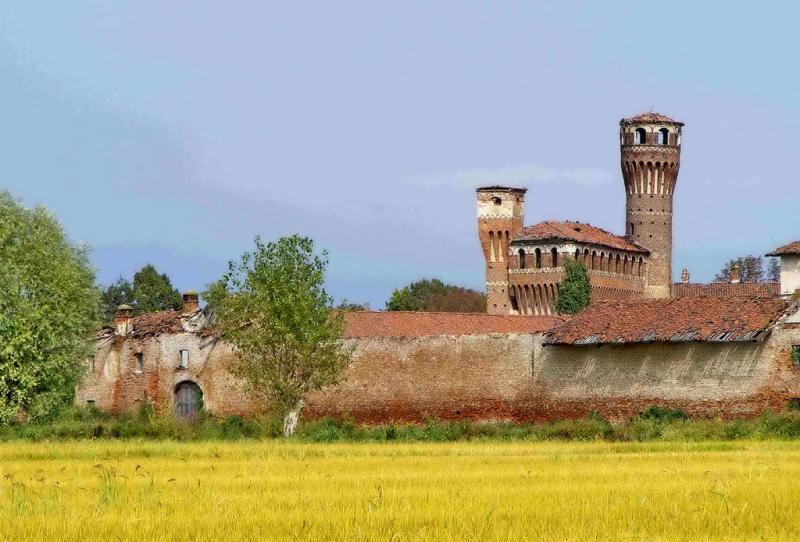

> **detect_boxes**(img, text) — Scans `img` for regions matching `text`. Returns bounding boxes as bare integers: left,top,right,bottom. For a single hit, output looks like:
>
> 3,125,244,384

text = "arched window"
623,256,629,275
615,254,621,273
657,128,669,145
634,128,646,144
591,251,597,270
583,249,590,266
574,249,580,261
492,196,501,205
638,257,644,276
599,252,605,270
518,249,526,269
551,247,558,267
535,248,542,269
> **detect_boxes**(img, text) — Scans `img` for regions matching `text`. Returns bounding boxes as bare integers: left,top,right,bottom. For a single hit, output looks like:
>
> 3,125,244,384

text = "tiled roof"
673,282,780,298
545,296,789,345
343,311,564,338
512,221,648,254
129,311,184,337
767,241,800,256
622,112,683,125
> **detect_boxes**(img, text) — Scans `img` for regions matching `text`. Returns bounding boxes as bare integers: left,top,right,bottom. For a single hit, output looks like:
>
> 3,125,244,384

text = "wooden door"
175,381,202,420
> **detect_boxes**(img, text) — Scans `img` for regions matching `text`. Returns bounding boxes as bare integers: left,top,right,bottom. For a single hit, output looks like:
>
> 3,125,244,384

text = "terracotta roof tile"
673,282,780,298
512,221,648,254
343,311,564,338
129,311,184,337
545,296,789,345
622,112,683,125
767,241,800,256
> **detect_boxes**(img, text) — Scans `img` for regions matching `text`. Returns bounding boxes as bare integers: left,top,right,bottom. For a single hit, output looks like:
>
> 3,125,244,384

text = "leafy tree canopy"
386,279,486,312
0,191,100,424
714,255,779,283
100,277,134,322
132,264,183,314
205,235,352,436
335,299,371,311
556,259,591,315
99,264,182,322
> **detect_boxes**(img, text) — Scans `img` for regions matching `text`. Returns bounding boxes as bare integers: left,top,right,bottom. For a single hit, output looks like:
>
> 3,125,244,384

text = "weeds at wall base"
5,406,800,442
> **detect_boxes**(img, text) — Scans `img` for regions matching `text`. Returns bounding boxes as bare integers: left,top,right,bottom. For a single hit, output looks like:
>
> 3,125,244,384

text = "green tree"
100,277,134,323
386,279,486,312
0,191,100,424
768,258,781,283
335,299,371,311
714,255,765,283
132,264,182,313
556,259,591,315
206,235,352,436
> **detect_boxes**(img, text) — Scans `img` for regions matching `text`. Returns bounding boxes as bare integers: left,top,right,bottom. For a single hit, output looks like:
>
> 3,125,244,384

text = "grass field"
1,440,800,541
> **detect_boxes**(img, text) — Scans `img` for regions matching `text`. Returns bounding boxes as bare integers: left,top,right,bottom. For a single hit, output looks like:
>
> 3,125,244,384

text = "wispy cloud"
409,164,613,189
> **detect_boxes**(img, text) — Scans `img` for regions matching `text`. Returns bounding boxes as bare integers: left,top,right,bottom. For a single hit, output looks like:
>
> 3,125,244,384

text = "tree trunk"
282,399,304,437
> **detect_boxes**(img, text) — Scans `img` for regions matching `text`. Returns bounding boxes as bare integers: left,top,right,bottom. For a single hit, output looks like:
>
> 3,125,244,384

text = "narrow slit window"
134,353,144,373
792,346,800,368
180,350,190,369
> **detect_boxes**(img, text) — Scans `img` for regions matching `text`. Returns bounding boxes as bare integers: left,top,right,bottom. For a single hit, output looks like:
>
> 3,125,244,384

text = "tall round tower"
477,186,526,314
620,112,684,298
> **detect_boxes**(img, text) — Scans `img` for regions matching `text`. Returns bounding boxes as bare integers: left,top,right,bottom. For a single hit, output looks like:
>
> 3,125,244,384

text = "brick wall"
77,321,800,422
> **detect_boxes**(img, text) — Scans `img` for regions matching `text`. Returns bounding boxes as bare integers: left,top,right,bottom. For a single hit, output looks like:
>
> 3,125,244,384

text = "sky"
1,2,799,308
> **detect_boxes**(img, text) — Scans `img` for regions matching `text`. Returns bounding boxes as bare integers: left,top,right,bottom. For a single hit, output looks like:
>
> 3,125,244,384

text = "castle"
77,112,800,423
479,112,685,316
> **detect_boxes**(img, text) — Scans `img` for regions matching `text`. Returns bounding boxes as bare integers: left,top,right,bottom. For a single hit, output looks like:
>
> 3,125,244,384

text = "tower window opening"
657,128,669,145
591,251,597,270
518,249,526,269
535,248,542,269
551,247,558,267
491,196,501,205
630,222,635,235
634,128,646,144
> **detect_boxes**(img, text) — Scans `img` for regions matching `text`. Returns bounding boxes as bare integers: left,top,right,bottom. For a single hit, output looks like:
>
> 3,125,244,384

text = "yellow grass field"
1,440,800,541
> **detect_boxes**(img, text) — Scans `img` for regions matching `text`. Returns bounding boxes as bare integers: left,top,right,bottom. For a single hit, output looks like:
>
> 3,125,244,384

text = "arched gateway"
175,381,203,420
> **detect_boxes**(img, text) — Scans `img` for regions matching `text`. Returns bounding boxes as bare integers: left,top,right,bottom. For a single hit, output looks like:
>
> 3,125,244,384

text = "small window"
634,128,646,144
518,249,526,269
657,128,669,145
534,248,542,269
491,196,501,205
551,247,558,267
134,353,144,373
179,350,190,369
792,346,800,367
789,398,800,411
88,358,95,373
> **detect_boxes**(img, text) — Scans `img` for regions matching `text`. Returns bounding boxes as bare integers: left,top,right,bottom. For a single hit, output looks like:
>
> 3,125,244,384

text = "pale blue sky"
1,2,798,306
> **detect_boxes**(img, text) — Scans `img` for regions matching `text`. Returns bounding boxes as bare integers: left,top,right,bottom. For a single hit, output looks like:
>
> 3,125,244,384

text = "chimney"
730,264,741,284
114,305,134,336
680,268,690,283
182,291,199,314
